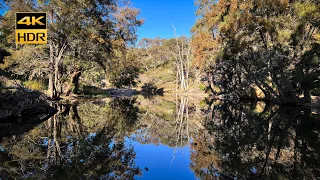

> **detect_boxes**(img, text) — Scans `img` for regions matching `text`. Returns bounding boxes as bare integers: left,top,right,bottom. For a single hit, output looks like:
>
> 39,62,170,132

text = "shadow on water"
0,95,320,179
140,82,164,99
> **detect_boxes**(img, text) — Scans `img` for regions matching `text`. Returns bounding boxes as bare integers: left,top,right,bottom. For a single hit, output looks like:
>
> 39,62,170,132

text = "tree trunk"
54,63,59,96
48,8,56,99
73,71,81,94
207,72,216,94
301,87,311,103
180,59,185,91
48,70,55,98
176,65,179,92
64,71,81,96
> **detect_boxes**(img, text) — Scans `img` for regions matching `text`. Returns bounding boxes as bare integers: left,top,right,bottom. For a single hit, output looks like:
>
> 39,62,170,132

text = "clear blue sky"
0,0,7,15
0,0,197,39
132,0,197,40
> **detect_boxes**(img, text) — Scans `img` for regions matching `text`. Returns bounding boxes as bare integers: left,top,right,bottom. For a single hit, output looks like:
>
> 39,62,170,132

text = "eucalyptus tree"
136,36,192,91
1,0,143,98
167,36,191,91
137,37,172,70
192,0,320,104
39,0,143,98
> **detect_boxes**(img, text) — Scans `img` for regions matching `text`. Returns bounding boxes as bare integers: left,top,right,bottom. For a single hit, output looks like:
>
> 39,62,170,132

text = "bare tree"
171,24,191,91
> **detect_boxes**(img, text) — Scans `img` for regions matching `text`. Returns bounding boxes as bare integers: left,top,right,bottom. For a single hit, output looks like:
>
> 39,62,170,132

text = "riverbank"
0,88,57,122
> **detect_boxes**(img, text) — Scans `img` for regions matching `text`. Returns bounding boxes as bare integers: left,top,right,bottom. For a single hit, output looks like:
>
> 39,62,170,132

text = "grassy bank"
137,64,208,95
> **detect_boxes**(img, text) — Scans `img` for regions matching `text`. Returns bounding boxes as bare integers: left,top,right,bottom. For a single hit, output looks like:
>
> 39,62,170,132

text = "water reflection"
133,96,196,148
0,98,141,179
0,96,319,179
197,100,320,179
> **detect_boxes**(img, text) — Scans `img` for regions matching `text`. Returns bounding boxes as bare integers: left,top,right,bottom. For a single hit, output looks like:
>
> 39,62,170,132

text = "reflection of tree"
190,129,219,179
0,99,141,179
133,96,204,149
192,101,320,179
172,96,190,147
109,97,139,135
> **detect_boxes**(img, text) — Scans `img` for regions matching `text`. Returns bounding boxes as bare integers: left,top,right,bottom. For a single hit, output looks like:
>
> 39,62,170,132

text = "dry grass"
138,65,206,95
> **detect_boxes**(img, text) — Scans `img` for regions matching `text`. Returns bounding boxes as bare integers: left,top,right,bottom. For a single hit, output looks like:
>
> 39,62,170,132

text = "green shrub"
109,66,140,88
23,80,46,91
199,100,208,108
199,83,208,91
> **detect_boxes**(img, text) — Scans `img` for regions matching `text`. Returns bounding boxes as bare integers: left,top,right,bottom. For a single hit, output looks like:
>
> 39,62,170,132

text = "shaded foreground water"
0,96,320,179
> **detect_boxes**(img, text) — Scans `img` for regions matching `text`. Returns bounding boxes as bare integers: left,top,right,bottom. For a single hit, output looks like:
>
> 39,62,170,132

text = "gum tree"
192,0,320,104
1,0,143,98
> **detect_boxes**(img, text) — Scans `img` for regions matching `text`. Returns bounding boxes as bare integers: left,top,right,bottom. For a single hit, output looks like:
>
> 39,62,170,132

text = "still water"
0,96,320,179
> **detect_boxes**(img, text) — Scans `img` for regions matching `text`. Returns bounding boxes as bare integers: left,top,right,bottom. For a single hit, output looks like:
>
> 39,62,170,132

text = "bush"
109,66,140,88
199,83,208,91
199,100,208,108
23,80,46,91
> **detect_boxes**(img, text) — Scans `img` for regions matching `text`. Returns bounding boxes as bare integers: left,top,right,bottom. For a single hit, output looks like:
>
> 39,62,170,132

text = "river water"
0,95,319,179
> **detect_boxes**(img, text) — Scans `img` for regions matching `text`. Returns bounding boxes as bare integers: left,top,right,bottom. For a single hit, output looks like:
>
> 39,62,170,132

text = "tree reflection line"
0,98,142,179
198,100,320,179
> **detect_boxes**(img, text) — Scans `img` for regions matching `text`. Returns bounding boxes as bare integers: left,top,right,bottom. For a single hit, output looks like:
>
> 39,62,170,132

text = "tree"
168,35,191,91
136,36,192,91
1,0,143,98
137,37,172,70
191,0,320,104
108,50,141,88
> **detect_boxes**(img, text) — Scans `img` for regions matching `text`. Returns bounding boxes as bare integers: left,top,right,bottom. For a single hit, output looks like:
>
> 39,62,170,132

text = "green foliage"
136,37,173,70
2,45,48,79
1,0,143,98
198,83,208,91
23,80,46,91
192,0,320,103
107,50,141,88
135,37,192,92
109,65,140,88
199,100,208,108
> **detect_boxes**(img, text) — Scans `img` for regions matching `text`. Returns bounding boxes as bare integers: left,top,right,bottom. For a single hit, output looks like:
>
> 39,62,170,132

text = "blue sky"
132,0,197,39
0,0,7,15
0,0,197,39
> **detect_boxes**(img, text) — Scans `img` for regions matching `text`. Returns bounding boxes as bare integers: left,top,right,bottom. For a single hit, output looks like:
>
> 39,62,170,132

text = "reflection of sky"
126,138,196,180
